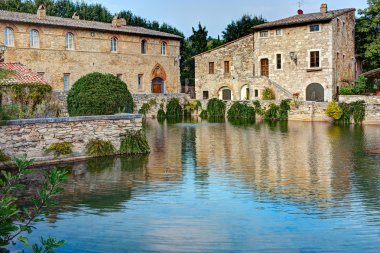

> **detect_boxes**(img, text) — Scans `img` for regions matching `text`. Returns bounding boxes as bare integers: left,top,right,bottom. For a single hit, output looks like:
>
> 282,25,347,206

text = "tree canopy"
222,14,266,42
356,0,380,71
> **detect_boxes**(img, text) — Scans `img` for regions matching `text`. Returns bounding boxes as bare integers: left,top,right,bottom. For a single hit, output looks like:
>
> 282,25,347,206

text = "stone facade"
194,35,254,100
0,114,143,166
194,5,356,102
0,9,181,94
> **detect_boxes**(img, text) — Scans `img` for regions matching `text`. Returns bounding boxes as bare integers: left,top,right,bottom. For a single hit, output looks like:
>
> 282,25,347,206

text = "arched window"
66,32,74,50
218,87,233,100
161,41,167,55
111,37,118,52
30,29,39,48
141,40,147,54
306,83,324,102
4,27,14,47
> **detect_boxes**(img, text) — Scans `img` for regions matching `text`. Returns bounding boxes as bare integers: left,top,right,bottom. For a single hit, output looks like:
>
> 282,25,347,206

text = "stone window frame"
259,31,269,38
4,27,15,47
161,41,167,56
65,32,75,50
308,49,322,69
275,29,283,37
63,73,70,91
29,29,39,48
209,62,215,74
308,24,322,33
275,52,284,70
141,39,148,54
111,37,118,53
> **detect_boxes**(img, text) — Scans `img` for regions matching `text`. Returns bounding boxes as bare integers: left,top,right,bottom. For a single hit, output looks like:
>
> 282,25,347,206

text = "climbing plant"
85,139,116,157
327,100,366,125
264,103,279,121
46,142,73,159
207,98,226,118
351,100,366,125
279,99,291,121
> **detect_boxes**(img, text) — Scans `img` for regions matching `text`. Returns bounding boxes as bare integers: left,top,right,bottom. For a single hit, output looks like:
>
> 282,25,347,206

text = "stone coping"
1,113,143,126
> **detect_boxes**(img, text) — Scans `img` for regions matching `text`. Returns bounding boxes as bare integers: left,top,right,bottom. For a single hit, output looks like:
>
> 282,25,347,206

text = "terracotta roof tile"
0,10,182,40
0,62,49,85
253,8,355,31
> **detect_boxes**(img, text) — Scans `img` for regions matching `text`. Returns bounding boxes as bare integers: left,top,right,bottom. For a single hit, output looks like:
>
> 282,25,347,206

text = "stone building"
0,5,182,94
195,4,356,102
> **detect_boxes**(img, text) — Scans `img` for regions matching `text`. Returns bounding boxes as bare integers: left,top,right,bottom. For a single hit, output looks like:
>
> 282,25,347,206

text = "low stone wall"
0,114,143,167
339,95,380,104
198,99,380,124
133,93,190,117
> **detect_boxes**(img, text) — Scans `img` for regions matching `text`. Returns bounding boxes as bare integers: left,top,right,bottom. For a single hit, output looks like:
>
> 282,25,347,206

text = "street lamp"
0,44,7,62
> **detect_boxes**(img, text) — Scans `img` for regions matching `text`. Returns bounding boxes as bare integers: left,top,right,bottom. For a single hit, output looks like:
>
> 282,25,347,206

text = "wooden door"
261,59,269,77
152,83,162,93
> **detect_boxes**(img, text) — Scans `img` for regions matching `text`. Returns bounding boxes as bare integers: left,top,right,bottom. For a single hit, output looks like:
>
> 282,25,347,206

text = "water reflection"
10,120,380,252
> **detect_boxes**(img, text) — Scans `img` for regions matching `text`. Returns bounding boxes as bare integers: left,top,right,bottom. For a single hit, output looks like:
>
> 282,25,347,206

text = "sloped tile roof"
362,68,380,79
253,8,355,31
0,10,182,40
0,62,49,85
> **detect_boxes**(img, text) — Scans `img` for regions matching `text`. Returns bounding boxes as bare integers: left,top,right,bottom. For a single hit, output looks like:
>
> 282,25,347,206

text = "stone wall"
194,34,255,100
339,95,380,104
133,93,190,118
0,114,143,166
1,21,181,93
197,99,380,124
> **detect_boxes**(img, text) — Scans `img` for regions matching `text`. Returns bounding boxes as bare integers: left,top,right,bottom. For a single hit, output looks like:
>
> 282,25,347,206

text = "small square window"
260,31,269,38
276,29,282,36
255,89,259,98
37,72,45,77
138,74,143,90
310,24,320,32
203,91,209,100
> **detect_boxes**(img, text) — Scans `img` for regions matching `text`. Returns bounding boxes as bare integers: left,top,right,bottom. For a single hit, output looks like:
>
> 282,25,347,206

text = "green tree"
0,155,68,252
356,0,380,71
222,14,266,42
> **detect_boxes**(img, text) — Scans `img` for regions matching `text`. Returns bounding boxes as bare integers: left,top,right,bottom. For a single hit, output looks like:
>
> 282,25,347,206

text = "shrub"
67,72,133,116
262,87,276,100
279,99,291,120
47,142,73,158
351,100,366,124
253,100,264,116
0,149,10,162
166,98,183,118
199,110,208,119
184,100,202,116
138,103,151,115
157,103,166,119
227,102,255,121
325,101,343,120
120,130,150,155
338,102,352,123
207,98,225,118
85,139,116,157
264,104,279,120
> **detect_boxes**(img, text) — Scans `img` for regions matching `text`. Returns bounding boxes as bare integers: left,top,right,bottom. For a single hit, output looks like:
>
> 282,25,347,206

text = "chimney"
320,3,328,13
112,16,127,27
72,12,80,20
37,5,46,20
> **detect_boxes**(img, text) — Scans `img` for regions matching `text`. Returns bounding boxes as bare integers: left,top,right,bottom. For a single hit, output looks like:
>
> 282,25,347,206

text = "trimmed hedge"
67,72,133,116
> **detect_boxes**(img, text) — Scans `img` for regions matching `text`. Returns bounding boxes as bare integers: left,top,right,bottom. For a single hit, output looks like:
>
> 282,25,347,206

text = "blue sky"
86,0,368,38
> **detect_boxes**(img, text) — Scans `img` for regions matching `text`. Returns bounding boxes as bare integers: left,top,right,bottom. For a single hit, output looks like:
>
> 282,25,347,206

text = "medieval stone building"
195,4,356,102
0,5,182,94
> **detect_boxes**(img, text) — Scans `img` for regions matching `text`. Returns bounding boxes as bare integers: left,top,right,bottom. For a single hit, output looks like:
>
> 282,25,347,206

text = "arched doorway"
240,84,250,100
151,63,167,94
306,83,324,102
152,77,164,93
218,87,233,100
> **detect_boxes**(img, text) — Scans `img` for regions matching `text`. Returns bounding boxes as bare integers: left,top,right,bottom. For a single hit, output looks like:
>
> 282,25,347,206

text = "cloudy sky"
86,0,367,38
